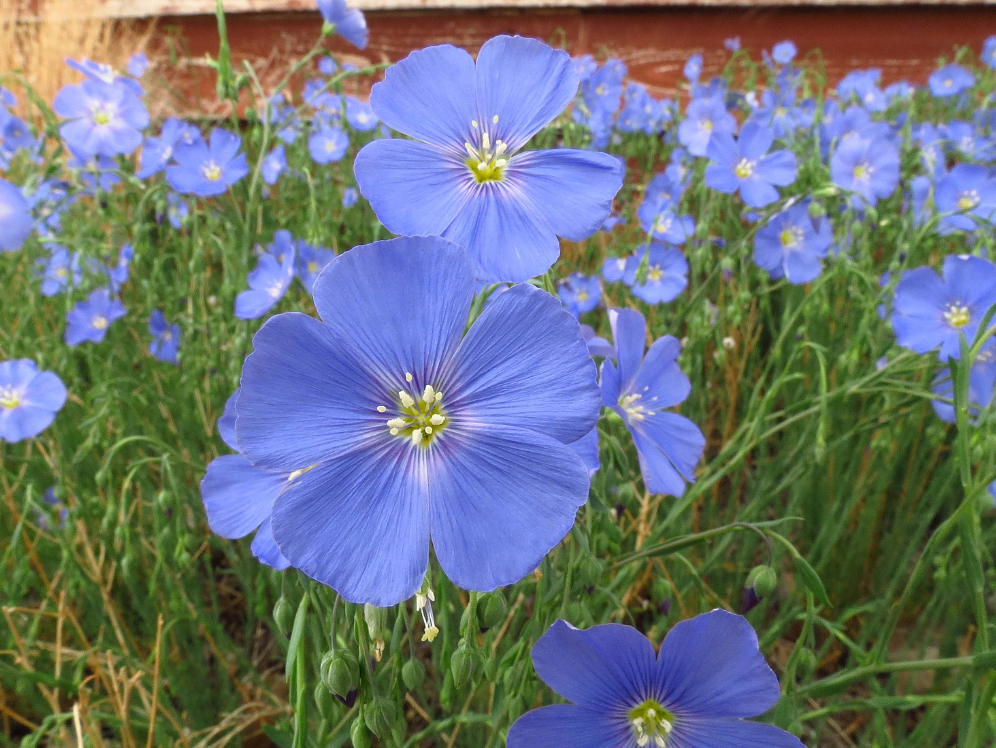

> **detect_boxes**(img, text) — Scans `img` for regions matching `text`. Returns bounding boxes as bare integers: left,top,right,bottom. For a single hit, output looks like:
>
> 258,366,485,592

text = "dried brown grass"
0,0,153,114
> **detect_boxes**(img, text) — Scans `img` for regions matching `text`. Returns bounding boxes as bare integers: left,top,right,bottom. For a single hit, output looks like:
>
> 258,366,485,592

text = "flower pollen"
0,385,21,410
202,162,223,182
628,699,675,748
619,392,651,422
734,158,755,179
780,226,804,249
92,315,108,330
384,379,447,446
944,302,971,329
464,117,508,184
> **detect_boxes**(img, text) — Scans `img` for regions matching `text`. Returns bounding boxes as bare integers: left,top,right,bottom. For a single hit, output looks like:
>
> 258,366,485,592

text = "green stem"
797,655,977,699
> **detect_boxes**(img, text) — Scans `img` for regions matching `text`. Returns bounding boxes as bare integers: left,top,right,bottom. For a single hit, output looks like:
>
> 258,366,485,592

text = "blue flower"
0,178,33,252
342,186,359,208
201,390,292,570
772,40,798,65
295,241,336,293
581,324,615,360
929,64,974,98
678,96,737,157
830,136,900,208
104,243,133,292
602,253,640,285
166,128,249,197
149,310,180,364
345,96,378,131
164,192,189,228
507,610,805,748
891,255,996,361
930,341,996,423
308,126,349,164
638,197,695,244
38,245,81,296
0,360,67,443
52,79,148,158
128,52,148,78
683,54,703,83
984,36,996,70
65,288,127,346
136,117,185,179
235,235,297,320
753,200,833,284
935,164,996,234
232,236,600,605
558,273,601,317
354,35,624,282
316,0,369,50
631,245,689,305
66,57,143,96
600,309,705,496
262,144,287,185
704,122,798,208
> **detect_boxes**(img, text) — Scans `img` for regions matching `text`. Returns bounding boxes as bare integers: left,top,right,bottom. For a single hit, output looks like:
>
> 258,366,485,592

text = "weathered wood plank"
101,0,993,21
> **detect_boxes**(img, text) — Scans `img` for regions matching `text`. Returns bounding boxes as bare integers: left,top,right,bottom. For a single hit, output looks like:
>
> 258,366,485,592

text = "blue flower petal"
446,283,600,444
608,308,647,391
313,237,475,386
23,372,68,412
428,426,589,592
475,35,578,152
531,619,656,709
633,336,690,409
237,312,383,472
670,717,805,747
251,517,291,570
200,454,286,539
271,440,430,606
353,140,473,237
656,609,782,719
218,390,239,451
370,44,478,149
0,405,58,442
507,704,628,748
509,149,624,242
632,412,704,496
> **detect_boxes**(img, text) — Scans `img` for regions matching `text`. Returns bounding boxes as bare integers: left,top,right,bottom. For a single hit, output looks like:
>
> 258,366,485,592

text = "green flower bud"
794,648,818,679
363,696,398,738
320,650,359,697
576,555,604,588
450,644,481,688
747,565,778,598
478,591,508,629
350,716,372,748
402,659,426,691
314,682,341,721
273,596,295,636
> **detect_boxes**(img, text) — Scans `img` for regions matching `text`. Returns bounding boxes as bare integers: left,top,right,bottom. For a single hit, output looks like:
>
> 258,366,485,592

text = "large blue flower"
353,36,624,282
52,79,148,158
233,236,600,605
0,178,33,252
891,255,996,361
0,360,67,443
600,308,704,496
704,121,798,208
507,610,805,748
753,199,833,284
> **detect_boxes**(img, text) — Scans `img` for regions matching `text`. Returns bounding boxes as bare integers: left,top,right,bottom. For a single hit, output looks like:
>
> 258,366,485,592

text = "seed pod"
747,565,778,598
320,650,359,697
402,659,426,691
478,591,508,630
363,696,398,738
350,716,372,748
273,596,294,637
450,644,481,688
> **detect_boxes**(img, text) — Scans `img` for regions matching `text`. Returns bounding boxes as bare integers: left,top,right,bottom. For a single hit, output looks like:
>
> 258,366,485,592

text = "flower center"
307,261,319,273
619,392,652,422
576,289,589,302
852,162,873,182
92,108,112,126
628,700,675,748
780,226,804,249
267,280,285,298
0,385,21,410
700,119,713,132
162,330,172,341
464,116,507,184
647,265,663,282
202,162,223,182
734,158,755,179
55,268,68,279
92,315,108,330
653,215,672,234
944,302,970,329
380,376,448,447
958,190,980,211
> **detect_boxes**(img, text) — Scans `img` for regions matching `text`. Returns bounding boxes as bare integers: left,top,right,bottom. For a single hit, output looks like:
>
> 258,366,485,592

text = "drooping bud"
478,591,508,631
273,595,294,637
320,650,359,698
402,659,426,691
363,696,399,738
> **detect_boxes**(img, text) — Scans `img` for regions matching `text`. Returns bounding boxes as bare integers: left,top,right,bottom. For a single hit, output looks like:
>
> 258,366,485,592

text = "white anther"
424,426,433,434
411,429,423,445
387,417,407,429
376,405,387,413
492,115,499,123
422,385,436,403
482,132,491,150
434,391,443,401
390,428,399,435
494,158,508,168
405,372,413,382
430,414,445,426
399,391,415,408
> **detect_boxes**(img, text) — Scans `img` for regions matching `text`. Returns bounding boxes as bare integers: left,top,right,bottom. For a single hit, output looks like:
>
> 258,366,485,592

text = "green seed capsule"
363,696,398,738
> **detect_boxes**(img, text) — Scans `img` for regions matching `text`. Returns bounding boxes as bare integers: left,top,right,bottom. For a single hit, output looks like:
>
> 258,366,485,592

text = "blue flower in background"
753,200,833,284
0,360,68,443
705,121,798,208
345,96,378,131
354,35,624,282
558,273,601,317
830,136,900,208
295,240,336,293
201,390,291,570
148,310,180,364
508,610,805,748
308,126,349,164
638,197,695,244
929,64,974,98
983,36,996,69
53,79,148,158
104,244,134,292
235,235,297,320
316,0,369,50
262,145,287,186
678,96,737,157
930,341,996,424
342,186,359,208
0,178,33,252
935,164,996,234
127,52,148,78
38,245,81,296
136,117,185,179
65,288,126,346
581,323,614,360
771,40,798,65
602,253,640,285
233,236,600,605
892,254,996,361
164,192,189,228
631,244,689,304
600,308,705,496
167,128,249,197
684,54,703,83
66,57,143,96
